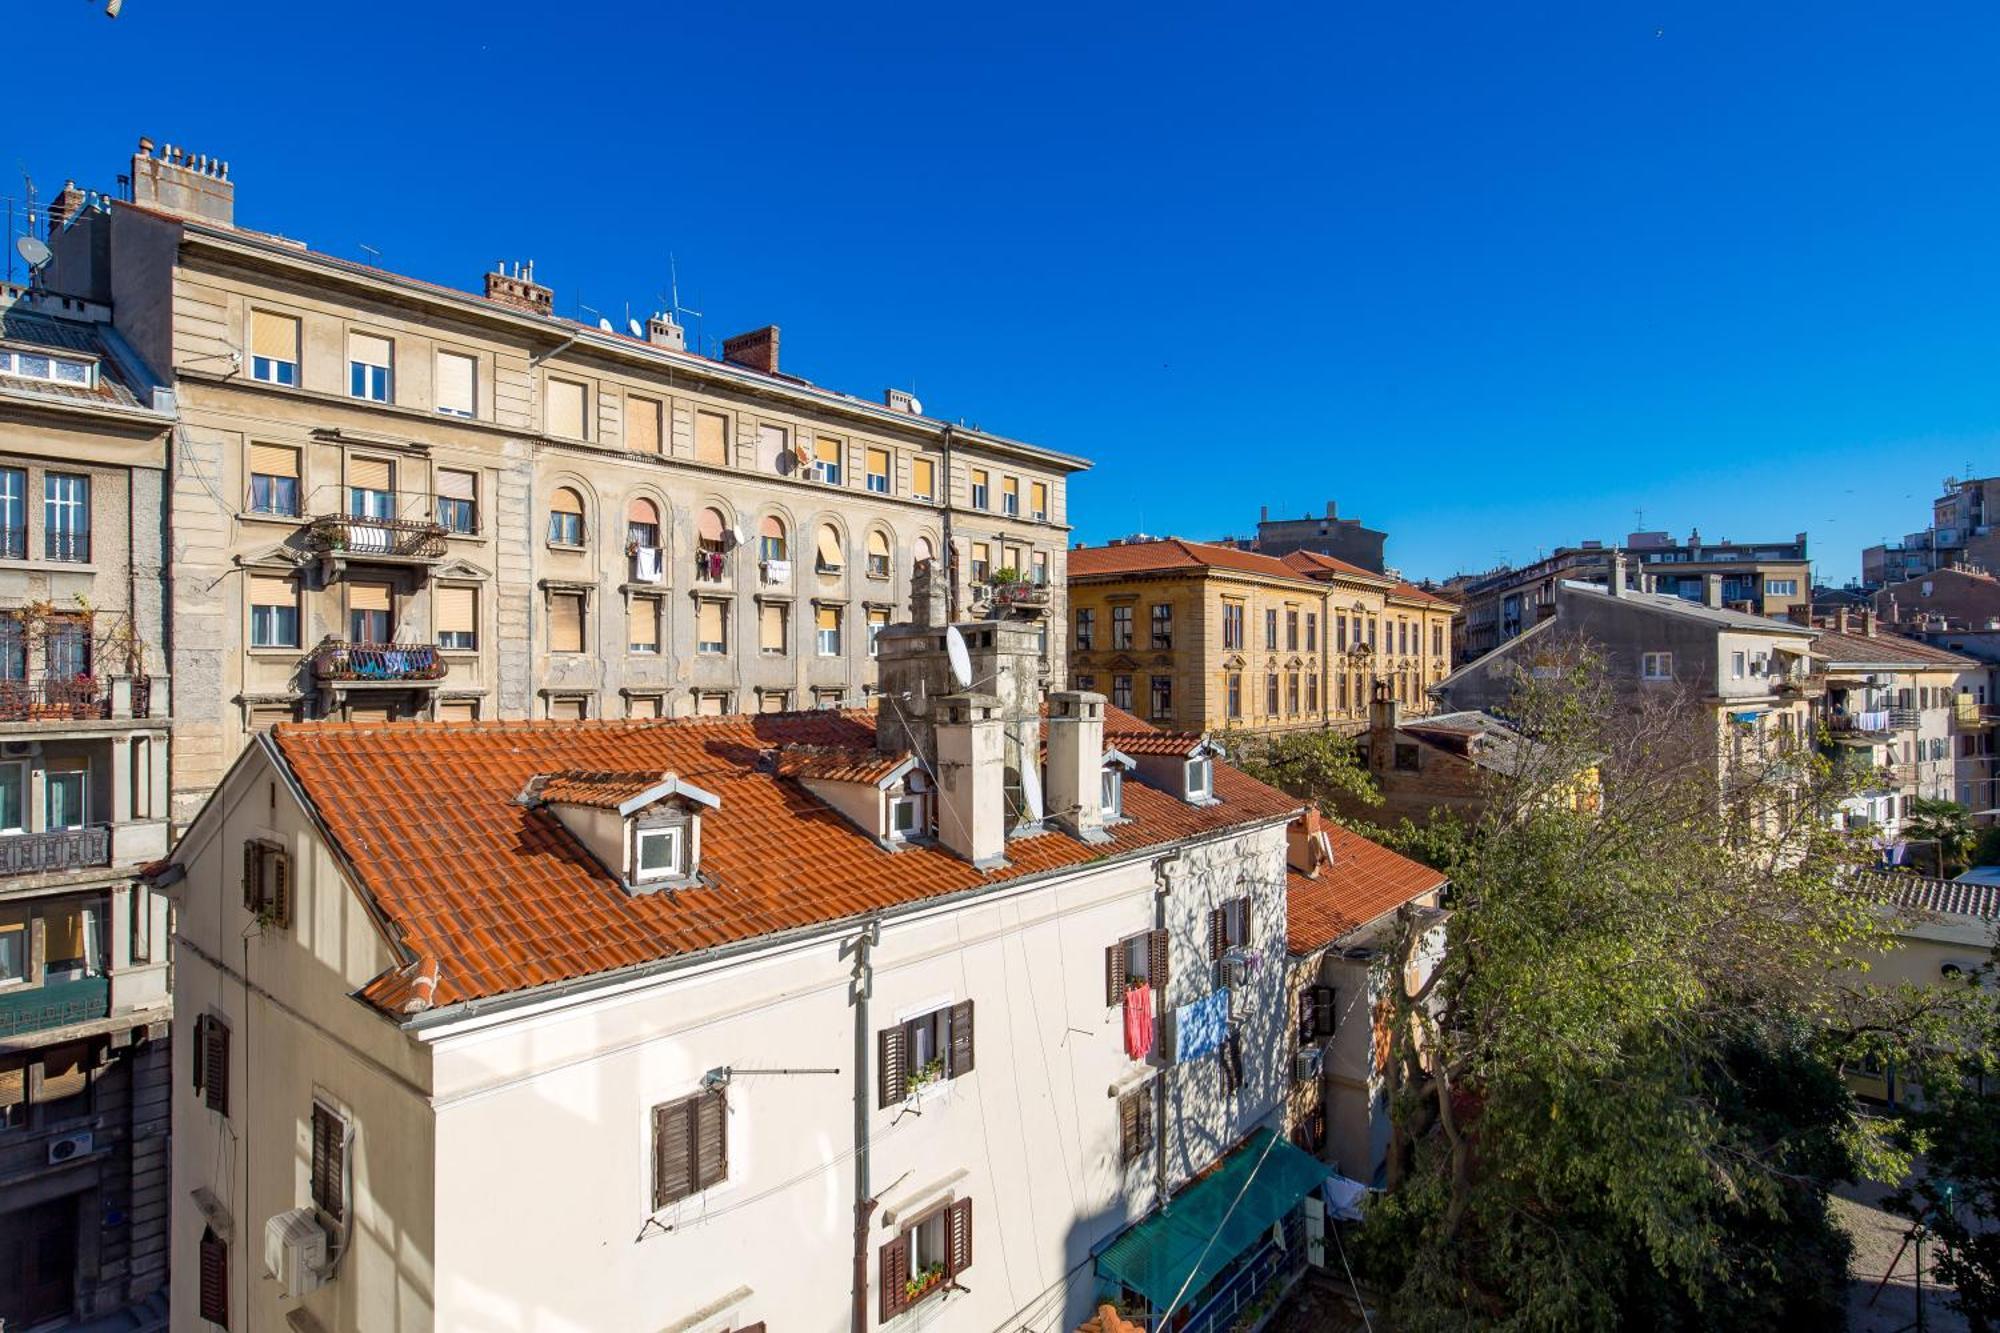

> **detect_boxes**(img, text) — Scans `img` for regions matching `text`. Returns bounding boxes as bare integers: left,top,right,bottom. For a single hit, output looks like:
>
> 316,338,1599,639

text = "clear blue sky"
19,2,2000,584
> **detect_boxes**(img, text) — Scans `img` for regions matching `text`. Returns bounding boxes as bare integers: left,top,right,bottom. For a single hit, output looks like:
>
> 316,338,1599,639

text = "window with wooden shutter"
759,602,786,655
1208,906,1228,961
946,1198,973,1277
199,1225,228,1325
1311,985,1335,1037
877,1023,909,1109
696,599,727,655
1030,480,1048,520
651,1087,727,1209
435,585,478,650
311,1100,348,1223
250,310,297,361
948,1000,975,1077
549,593,585,654
694,410,730,465
436,350,476,417
547,378,587,439
348,456,393,495
816,524,844,571
912,456,936,500
248,443,298,479
202,1015,229,1115
628,395,663,453
1118,1086,1153,1163
1149,928,1171,991
629,597,661,653
879,1230,911,1322
1105,939,1127,1005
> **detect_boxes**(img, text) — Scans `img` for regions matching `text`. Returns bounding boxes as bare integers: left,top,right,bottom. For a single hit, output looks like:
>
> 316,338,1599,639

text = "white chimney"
1046,690,1108,843
934,693,1006,868
1704,574,1723,609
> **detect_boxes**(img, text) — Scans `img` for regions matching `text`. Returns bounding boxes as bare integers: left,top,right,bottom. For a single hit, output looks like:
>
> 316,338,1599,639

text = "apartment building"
0,281,176,1327
1872,564,2000,632
148,606,1370,1333
47,138,1085,825
1219,501,1387,573
1065,538,1455,736
1862,474,2000,588
1450,530,1810,664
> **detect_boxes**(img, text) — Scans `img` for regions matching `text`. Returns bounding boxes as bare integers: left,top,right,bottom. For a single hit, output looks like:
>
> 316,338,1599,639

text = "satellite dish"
597,317,615,332
1020,748,1045,821
727,522,747,548
16,237,50,271
627,318,644,338
907,396,923,416
775,450,796,476
944,626,973,689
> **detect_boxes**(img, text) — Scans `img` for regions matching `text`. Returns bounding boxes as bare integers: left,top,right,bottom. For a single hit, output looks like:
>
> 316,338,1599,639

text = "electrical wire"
1328,1207,1375,1332
1154,1117,1282,1325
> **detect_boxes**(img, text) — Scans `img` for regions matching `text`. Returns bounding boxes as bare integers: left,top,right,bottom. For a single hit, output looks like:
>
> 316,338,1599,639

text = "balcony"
1886,708,1921,731
1775,671,1826,698
0,676,111,722
44,530,91,564
311,641,447,685
0,826,110,877
1954,699,2000,730
0,975,109,1038
308,513,449,567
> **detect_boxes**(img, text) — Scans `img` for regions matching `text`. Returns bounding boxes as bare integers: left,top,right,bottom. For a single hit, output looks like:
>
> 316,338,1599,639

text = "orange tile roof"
1286,823,1449,955
1069,538,1318,586
774,746,912,784
1387,580,1459,609
531,770,678,810
1280,548,1389,583
269,712,1301,1014
1103,730,1211,758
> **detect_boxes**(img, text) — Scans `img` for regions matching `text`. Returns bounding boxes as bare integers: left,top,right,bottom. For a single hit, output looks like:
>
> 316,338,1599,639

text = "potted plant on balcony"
903,1262,947,1302
905,1055,946,1098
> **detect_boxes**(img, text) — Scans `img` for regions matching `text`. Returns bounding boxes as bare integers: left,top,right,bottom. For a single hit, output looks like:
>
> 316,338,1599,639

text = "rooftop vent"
484,260,552,316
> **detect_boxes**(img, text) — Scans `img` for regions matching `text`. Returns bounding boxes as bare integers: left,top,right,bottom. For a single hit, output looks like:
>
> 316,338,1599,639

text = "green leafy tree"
1220,726,1380,815
1360,637,1914,1330
1904,796,1978,876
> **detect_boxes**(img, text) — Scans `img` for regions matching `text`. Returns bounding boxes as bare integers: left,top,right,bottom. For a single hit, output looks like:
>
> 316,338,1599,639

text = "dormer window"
520,770,720,895
1185,757,1213,801
0,348,96,388
635,824,685,882
888,792,927,841
1101,766,1123,819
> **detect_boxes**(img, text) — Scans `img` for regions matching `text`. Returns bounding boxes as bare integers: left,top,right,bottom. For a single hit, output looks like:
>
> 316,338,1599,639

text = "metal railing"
1887,708,1922,731
0,676,110,721
0,975,110,1037
0,825,111,876
0,525,23,559
311,641,447,683
45,529,91,563
309,513,449,561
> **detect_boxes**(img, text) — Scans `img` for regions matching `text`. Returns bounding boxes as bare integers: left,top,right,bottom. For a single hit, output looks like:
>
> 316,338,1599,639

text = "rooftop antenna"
359,243,382,265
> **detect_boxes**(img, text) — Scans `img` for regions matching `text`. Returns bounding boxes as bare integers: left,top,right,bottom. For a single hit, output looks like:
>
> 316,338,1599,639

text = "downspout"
1153,848,1183,1209
941,426,957,622
851,915,882,1333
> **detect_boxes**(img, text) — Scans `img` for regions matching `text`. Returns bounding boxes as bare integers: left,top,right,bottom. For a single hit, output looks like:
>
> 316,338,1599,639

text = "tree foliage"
1221,725,1379,814
1904,796,1978,877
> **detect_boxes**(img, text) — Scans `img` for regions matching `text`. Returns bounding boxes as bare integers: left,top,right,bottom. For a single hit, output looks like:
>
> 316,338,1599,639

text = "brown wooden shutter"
877,1024,908,1108
1238,895,1253,949
311,1101,346,1222
1105,940,1126,1006
1313,985,1336,1037
204,1017,229,1115
436,586,477,637
629,599,660,651
1119,1088,1141,1161
270,849,292,929
251,310,296,359
1297,989,1315,1044
549,594,584,654
879,1232,910,1322
242,840,260,912
695,1088,728,1192
248,443,298,478
946,1198,973,1277
1208,907,1227,961
758,603,785,653
190,1015,206,1096
198,1226,228,1325
948,1000,975,1078
1149,928,1170,990
653,1099,692,1209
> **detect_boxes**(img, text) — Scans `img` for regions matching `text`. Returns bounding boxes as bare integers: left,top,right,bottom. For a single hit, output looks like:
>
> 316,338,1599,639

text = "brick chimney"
46,180,89,232
129,138,233,225
1858,607,1877,637
1836,607,1852,634
1368,678,1400,775
933,693,1005,868
484,261,552,316
646,313,685,351
723,325,779,374
1045,691,1109,844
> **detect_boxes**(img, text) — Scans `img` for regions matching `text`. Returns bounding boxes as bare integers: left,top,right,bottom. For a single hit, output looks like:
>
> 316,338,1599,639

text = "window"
46,616,89,679
1287,672,1300,715
1432,624,1444,657
817,604,843,656
1001,476,1019,517
816,524,845,573
1004,544,1025,579
1306,613,1318,652
0,466,22,558
1336,615,1348,652
1075,673,1096,690
757,690,789,714
1265,608,1278,650
888,789,927,841
199,1227,228,1326
348,456,394,520
548,696,588,721
44,473,89,562
1119,1086,1154,1164
1222,602,1244,650
547,378,587,439
1766,578,1799,597
628,395,664,453
1150,675,1172,720
813,436,843,485
1641,651,1672,681
1030,481,1048,522
0,348,95,386
547,487,586,546
971,469,989,510
629,597,661,655
311,1100,349,1223
348,332,393,401
438,701,479,723
0,762,23,834
912,457,937,501
549,593,586,654
695,410,730,466
635,824,685,881
1112,605,1134,649
1286,609,1299,651
627,497,662,551
866,447,891,494
970,542,990,583
759,602,788,656
1112,674,1133,711
868,606,890,657
697,599,728,655
1075,608,1095,650
1266,673,1280,715
249,574,299,648
436,350,476,418
45,769,86,830
1031,551,1048,586
248,444,300,516
436,468,478,534
1101,765,1124,819
193,1012,230,1115
1307,673,1320,712
349,582,393,643
867,530,891,578
1298,985,1336,1044
1208,894,1251,957
250,310,299,385
1151,604,1173,649
877,1000,974,1106
652,1087,728,1208
1226,671,1242,719
0,907,22,981
696,508,729,580
759,515,789,563
879,1198,973,1320
1731,651,1746,679
1186,756,1213,800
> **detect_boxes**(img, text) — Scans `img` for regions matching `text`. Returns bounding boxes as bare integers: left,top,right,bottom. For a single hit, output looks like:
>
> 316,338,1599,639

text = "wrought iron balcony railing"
0,825,111,876
45,530,91,563
0,975,110,1037
311,641,447,684
309,513,449,561
0,676,110,721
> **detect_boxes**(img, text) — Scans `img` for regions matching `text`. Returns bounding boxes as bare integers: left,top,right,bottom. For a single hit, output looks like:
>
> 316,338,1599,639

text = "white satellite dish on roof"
597,317,615,332
628,318,644,338
907,396,923,416
944,625,972,689
16,237,51,271
727,522,747,548
1019,746,1044,821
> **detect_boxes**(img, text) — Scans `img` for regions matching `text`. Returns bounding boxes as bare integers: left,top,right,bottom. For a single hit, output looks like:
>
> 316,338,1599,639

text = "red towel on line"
1124,983,1154,1060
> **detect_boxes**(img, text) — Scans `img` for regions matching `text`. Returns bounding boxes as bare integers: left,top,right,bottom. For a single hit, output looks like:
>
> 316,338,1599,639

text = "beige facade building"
49,139,1085,824
1065,538,1456,736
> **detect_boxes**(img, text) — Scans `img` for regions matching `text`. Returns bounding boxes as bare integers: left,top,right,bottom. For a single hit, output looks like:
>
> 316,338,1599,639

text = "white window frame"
0,349,96,388
1101,766,1123,819
45,767,88,831
633,825,685,883
1641,651,1672,681
348,335,393,403
817,607,843,658
887,792,927,842
1731,651,1746,679
1184,756,1212,801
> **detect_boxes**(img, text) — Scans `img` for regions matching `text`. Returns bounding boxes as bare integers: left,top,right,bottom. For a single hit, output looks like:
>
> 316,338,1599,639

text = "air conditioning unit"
1,740,39,758
264,1208,329,1298
47,1130,94,1164
1216,957,1249,990
1293,1047,1325,1082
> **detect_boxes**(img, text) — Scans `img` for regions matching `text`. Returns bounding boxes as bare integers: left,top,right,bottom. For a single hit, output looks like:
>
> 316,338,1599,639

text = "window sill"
545,542,589,554
247,645,303,657
237,510,304,527
438,648,481,659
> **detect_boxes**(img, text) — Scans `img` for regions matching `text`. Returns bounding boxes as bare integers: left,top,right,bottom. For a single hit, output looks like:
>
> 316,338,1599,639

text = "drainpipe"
941,426,957,622
1153,848,1182,1209
851,915,883,1333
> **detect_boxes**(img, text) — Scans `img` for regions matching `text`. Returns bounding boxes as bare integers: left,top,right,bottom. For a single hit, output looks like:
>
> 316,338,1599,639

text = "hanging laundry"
1175,988,1230,1061
1123,982,1154,1060
633,545,663,583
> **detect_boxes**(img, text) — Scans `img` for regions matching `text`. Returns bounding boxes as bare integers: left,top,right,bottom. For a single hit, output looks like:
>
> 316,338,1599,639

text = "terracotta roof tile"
1387,580,1459,609
532,770,677,809
1103,730,1211,758
1809,628,1979,669
269,712,1300,1013
774,746,912,784
1069,538,1319,586
1287,824,1449,955
1279,549,1388,582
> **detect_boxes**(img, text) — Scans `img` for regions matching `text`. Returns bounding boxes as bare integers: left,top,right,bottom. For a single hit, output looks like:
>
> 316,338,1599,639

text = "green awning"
1095,1128,1333,1310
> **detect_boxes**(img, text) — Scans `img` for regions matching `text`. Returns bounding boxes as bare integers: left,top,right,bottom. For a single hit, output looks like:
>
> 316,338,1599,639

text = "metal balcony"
0,826,111,877
308,513,449,564
0,676,111,722
311,641,447,685
0,975,110,1037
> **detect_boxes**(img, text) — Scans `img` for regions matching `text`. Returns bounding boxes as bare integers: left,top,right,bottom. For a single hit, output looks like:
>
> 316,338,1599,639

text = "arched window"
627,497,661,549
867,529,891,578
547,487,585,546
913,535,934,568
759,515,788,562
816,523,844,573
695,507,728,583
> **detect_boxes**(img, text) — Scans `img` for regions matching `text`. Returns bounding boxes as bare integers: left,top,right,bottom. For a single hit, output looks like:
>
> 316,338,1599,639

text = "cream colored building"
48,139,1086,824
1065,538,1456,736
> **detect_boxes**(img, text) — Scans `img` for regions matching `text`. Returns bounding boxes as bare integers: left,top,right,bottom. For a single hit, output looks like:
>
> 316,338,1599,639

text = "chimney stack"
484,260,553,316
646,313,686,351
1367,678,1400,774
1703,574,1723,609
1836,607,1852,634
933,693,1006,868
129,137,234,225
885,388,921,415
1859,607,1877,637
1046,691,1109,843
722,325,780,375
1609,554,1627,598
